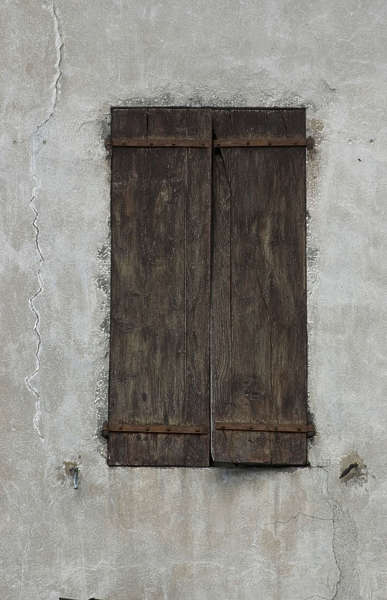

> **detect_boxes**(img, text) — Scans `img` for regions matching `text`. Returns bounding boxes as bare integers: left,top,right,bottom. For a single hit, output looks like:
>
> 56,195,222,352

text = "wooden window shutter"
211,109,308,465
107,107,310,467
108,108,211,466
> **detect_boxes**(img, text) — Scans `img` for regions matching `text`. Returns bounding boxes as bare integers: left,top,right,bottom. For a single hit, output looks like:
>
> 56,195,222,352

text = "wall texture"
1,1,387,598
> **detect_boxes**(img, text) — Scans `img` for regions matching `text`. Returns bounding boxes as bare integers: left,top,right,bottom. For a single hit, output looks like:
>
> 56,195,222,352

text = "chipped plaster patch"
339,452,368,485
94,240,111,454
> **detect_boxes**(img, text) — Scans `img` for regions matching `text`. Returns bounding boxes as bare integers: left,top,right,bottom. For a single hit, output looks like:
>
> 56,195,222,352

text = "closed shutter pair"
106,108,312,467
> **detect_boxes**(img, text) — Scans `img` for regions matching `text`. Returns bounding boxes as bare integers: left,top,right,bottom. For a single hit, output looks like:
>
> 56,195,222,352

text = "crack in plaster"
36,1,64,132
248,466,342,600
267,511,333,529
272,510,340,600
25,0,64,440
294,466,343,600
315,466,343,600
330,503,343,600
25,183,44,440
301,503,343,600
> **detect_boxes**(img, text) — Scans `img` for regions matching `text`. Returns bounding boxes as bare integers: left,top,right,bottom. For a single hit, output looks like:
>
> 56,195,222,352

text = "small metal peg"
69,466,79,489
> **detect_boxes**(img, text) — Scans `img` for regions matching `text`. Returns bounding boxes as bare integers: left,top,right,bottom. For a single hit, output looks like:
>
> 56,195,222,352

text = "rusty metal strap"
215,422,315,434
102,422,209,436
111,135,306,148
111,136,212,148
103,422,315,437
213,136,306,147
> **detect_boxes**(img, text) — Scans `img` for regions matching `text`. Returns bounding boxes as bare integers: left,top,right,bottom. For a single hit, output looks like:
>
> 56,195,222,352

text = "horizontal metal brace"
102,422,209,436
213,136,306,147
111,136,212,148
111,136,306,148
215,422,315,435
103,422,315,437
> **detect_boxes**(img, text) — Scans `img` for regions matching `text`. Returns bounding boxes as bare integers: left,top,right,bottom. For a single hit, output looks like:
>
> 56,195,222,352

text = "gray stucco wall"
1,1,386,598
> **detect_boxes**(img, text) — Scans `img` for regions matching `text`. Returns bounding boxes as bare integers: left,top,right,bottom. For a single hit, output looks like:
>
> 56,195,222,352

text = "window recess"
105,107,312,467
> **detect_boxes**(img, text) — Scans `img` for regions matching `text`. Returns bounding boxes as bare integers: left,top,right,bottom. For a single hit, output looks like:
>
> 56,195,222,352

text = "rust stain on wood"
216,422,315,434
103,422,209,435
112,136,211,147
213,135,306,147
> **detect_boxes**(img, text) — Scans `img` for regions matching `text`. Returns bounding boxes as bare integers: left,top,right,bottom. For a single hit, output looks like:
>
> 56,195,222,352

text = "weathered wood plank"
111,108,212,145
210,147,233,461
212,108,306,144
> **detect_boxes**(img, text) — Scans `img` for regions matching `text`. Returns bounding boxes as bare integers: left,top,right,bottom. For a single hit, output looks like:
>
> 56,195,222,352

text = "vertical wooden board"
147,108,211,140
269,147,307,465
109,432,209,467
109,146,210,466
111,107,212,144
211,147,306,465
211,148,271,463
110,148,186,423
111,108,148,140
212,108,306,144
185,148,211,426
211,149,235,461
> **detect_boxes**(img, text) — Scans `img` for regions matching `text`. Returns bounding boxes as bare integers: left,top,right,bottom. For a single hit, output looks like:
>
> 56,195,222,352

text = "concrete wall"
1,1,386,598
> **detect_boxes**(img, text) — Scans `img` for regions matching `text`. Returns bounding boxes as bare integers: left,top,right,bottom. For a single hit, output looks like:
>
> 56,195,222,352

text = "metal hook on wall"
69,466,79,489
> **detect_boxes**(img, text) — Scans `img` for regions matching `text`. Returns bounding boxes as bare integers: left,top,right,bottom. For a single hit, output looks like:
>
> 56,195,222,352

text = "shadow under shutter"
108,108,211,466
211,109,308,465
